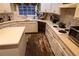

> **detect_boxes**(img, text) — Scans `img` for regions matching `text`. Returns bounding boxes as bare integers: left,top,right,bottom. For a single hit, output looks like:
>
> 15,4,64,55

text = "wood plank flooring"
25,33,54,56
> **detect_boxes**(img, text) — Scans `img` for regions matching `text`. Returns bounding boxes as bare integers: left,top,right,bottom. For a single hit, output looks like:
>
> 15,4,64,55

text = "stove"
53,25,68,33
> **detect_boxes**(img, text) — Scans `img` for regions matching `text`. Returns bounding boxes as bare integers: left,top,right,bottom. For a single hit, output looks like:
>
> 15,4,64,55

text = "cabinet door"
18,33,27,55
74,4,79,19
0,21,38,33
45,24,70,56
25,22,38,33
0,3,12,12
0,23,13,28
11,22,38,33
45,28,53,46
52,36,66,56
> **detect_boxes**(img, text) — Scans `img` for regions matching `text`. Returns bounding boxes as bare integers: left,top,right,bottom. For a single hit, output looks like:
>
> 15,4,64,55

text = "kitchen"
0,3,79,56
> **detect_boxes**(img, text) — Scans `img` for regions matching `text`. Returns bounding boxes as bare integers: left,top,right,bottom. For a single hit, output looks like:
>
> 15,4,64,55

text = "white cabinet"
0,21,38,33
0,27,27,56
45,24,73,56
16,21,38,33
18,33,29,55
17,21,38,33
0,3,12,12
74,4,79,19
0,32,28,56
0,23,12,28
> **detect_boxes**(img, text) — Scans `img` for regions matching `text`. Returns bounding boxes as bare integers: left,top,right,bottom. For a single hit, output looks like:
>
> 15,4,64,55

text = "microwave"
69,26,79,46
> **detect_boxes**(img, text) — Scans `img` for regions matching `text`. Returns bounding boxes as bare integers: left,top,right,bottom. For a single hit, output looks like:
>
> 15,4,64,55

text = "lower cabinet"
45,24,73,56
0,21,38,33
18,33,31,55
14,22,38,33
24,22,38,33
0,33,28,56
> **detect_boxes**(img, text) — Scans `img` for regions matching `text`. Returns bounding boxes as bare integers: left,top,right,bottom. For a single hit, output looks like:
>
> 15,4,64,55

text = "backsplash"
73,19,79,26
0,13,13,22
60,8,79,28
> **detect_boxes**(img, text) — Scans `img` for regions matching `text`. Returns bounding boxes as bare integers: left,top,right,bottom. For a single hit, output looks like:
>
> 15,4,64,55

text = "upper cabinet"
59,3,79,19
0,3,12,13
0,3,17,13
59,3,76,8
74,4,79,19
40,3,62,14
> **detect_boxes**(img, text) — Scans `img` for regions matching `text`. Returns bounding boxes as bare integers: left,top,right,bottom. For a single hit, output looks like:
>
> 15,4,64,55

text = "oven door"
69,28,77,37
69,28,79,46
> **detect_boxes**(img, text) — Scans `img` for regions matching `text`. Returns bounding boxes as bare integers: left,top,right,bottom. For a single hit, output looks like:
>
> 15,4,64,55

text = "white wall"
40,3,51,12
51,3,62,14
40,3,62,14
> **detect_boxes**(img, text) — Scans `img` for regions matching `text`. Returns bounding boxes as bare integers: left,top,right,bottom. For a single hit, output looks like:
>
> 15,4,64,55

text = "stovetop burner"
59,30,67,33
53,25,57,28
65,28,70,31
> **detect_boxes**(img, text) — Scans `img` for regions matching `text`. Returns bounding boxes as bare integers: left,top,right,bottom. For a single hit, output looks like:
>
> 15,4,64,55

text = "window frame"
18,4,35,15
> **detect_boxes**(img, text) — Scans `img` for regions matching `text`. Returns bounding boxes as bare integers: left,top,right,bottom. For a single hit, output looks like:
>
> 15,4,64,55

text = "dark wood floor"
25,33,54,56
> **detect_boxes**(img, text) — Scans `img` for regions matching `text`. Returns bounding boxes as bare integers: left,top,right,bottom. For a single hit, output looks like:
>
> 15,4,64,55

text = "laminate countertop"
0,19,46,49
0,18,46,25
0,27,25,48
0,19,79,55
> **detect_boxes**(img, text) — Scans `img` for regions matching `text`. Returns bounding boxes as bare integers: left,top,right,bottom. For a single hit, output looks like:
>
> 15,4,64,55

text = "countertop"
0,19,79,55
0,27,25,48
0,18,47,25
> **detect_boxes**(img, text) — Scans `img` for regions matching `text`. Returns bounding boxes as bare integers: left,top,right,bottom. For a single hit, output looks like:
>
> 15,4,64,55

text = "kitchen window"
18,4,35,15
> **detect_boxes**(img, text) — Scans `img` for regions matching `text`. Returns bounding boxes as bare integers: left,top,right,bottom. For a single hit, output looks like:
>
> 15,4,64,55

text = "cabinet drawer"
46,24,68,56
53,36,66,56
46,23,73,56
45,29,52,44
46,29,62,55
46,24,52,32
49,28,73,55
53,33,73,56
